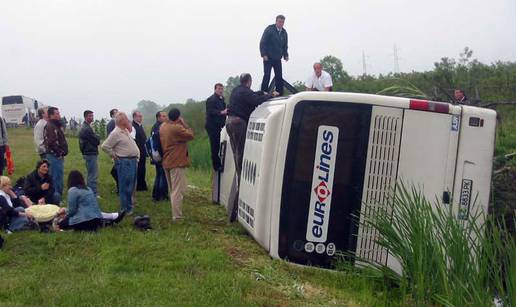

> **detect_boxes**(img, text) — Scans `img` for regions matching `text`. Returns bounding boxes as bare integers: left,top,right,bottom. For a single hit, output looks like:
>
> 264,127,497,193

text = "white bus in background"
215,92,496,273
1,95,40,126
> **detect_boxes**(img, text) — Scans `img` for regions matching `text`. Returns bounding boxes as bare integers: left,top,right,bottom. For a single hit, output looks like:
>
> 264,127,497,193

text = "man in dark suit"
205,83,227,171
132,111,148,191
260,14,289,95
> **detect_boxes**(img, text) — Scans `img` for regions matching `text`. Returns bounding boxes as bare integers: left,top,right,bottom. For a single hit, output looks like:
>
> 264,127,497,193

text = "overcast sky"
1,0,515,118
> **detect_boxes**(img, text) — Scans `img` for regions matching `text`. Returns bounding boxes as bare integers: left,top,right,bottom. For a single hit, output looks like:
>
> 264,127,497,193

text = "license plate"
458,179,473,220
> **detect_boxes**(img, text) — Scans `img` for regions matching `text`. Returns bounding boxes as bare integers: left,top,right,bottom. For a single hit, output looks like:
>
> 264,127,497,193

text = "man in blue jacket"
260,15,289,95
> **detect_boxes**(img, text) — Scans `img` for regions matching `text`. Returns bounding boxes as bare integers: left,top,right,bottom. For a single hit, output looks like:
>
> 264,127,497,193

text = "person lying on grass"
54,170,125,232
0,176,35,233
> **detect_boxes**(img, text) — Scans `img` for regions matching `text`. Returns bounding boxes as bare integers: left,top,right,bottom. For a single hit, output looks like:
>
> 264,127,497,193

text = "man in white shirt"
305,62,333,92
33,107,48,158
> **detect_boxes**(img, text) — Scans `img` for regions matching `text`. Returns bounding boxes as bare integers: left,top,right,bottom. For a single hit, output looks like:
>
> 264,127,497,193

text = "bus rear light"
410,100,450,114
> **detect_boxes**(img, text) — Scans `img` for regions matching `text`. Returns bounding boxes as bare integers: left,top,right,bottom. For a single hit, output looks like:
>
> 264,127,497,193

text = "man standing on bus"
0,115,8,176
260,15,289,95
44,107,68,203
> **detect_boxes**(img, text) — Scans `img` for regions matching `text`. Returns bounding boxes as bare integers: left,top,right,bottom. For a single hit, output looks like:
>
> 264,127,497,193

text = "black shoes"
114,210,127,224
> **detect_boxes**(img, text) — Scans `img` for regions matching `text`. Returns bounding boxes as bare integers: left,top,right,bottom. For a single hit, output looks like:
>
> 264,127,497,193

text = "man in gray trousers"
225,73,278,221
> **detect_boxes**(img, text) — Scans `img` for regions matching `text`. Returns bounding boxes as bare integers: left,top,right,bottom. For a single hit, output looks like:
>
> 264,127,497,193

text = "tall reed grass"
188,135,212,170
351,183,514,306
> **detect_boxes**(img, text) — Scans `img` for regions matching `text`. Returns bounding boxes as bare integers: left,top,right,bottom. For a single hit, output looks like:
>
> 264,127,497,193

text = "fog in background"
1,0,515,118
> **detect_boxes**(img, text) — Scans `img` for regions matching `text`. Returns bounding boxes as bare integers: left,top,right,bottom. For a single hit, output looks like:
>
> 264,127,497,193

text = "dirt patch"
223,243,252,266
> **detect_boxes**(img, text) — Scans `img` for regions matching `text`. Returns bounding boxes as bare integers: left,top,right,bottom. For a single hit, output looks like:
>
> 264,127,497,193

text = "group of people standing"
94,108,195,221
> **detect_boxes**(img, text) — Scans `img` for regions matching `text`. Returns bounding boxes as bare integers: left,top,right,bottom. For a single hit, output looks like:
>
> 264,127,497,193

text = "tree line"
135,47,516,135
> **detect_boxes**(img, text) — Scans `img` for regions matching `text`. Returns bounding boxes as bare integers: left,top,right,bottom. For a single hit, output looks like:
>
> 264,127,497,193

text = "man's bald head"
313,62,323,77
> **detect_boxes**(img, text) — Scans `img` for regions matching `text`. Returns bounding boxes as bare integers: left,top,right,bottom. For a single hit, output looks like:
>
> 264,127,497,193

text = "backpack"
133,215,152,231
145,129,162,164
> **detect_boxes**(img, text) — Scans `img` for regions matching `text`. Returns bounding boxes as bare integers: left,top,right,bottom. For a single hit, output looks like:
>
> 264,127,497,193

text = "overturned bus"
214,91,496,272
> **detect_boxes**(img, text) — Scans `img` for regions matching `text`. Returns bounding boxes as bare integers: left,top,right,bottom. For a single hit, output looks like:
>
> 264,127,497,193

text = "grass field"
0,128,396,306
1,104,514,307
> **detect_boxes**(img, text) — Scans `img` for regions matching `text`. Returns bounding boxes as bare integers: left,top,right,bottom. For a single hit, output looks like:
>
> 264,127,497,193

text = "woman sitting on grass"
0,176,35,232
57,170,125,231
24,159,60,205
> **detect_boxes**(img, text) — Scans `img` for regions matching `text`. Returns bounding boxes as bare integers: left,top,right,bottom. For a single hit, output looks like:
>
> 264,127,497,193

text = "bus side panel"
453,107,496,222
397,110,455,202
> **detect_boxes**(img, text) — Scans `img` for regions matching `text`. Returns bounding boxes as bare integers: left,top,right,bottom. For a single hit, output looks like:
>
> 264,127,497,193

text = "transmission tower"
393,44,400,74
362,51,367,75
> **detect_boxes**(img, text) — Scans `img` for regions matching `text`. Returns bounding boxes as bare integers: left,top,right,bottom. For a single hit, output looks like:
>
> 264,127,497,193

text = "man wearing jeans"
150,111,168,202
226,73,277,221
43,107,68,202
159,109,194,221
101,112,139,214
79,110,100,196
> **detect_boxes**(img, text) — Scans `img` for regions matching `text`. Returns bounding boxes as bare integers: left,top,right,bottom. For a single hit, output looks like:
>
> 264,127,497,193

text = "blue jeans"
152,164,168,201
47,153,64,200
116,158,137,212
83,155,99,195
9,207,29,232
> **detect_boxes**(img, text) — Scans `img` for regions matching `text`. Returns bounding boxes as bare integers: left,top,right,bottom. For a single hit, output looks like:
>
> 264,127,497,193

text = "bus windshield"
2,96,24,105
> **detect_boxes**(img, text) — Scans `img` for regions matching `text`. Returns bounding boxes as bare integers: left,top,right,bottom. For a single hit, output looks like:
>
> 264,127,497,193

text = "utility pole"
393,44,400,74
362,50,367,76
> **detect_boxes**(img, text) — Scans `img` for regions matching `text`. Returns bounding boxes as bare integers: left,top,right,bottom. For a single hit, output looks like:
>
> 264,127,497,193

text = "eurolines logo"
306,125,339,243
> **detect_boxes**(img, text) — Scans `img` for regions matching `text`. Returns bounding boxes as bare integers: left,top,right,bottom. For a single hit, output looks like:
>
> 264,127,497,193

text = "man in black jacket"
226,73,278,221
132,111,148,191
260,14,289,95
79,110,101,196
205,83,227,171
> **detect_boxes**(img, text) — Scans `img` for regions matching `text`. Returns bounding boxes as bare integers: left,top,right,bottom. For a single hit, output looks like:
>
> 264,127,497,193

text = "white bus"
215,92,496,272
1,95,39,126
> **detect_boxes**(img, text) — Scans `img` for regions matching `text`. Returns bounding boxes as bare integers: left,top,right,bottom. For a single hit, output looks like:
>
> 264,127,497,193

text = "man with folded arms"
101,112,139,214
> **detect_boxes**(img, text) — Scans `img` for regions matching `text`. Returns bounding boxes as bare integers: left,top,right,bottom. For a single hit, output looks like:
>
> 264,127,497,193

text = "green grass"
2,105,514,306
0,128,395,306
